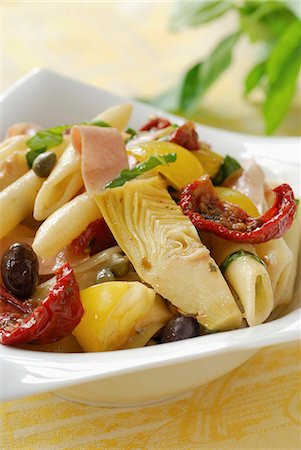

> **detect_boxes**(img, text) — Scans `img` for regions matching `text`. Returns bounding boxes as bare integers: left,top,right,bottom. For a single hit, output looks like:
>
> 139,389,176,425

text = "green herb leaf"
181,31,241,111
26,148,47,168
220,249,266,274
244,60,266,95
239,1,295,43
266,20,301,85
106,153,177,189
169,0,233,31
27,130,63,152
26,120,110,168
264,46,301,134
143,31,240,113
212,155,241,186
125,127,137,141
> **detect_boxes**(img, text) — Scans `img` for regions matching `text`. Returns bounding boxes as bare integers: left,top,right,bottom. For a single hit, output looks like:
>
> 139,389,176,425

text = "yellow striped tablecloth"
1,343,300,449
1,2,301,448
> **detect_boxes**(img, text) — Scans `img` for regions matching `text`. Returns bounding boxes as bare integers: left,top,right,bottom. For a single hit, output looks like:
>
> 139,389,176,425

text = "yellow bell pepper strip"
215,187,259,217
127,141,205,190
73,281,172,352
193,149,224,178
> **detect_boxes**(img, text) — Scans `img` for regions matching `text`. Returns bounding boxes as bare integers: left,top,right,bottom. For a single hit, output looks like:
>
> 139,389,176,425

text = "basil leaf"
212,155,241,186
244,60,266,95
267,20,301,85
220,250,266,274
169,1,233,31
106,153,177,189
180,31,241,111
239,1,295,43
143,31,240,113
26,120,110,168
264,46,301,134
27,130,63,152
26,148,47,168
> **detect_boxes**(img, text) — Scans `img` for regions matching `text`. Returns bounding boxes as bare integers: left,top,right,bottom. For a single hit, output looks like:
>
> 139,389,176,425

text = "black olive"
1,242,39,299
160,316,200,343
32,151,57,178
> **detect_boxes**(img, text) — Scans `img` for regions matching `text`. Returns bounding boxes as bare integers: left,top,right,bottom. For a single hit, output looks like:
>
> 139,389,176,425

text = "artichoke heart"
95,176,242,331
73,281,172,352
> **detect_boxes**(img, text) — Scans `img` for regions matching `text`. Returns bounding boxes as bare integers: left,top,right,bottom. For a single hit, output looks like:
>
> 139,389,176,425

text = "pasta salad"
0,104,299,353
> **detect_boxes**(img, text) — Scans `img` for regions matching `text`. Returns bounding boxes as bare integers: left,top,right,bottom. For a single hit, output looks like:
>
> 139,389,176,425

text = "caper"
160,316,200,343
32,151,57,178
109,253,130,277
1,242,39,299
96,267,115,284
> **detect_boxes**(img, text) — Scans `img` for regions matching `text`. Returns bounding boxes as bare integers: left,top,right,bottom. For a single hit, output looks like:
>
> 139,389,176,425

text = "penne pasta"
0,151,28,191
33,104,132,221
0,135,28,161
279,204,301,306
0,137,69,192
32,192,101,259
209,236,274,326
255,238,293,308
0,170,44,239
33,245,121,303
33,143,83,220
93,103,132,131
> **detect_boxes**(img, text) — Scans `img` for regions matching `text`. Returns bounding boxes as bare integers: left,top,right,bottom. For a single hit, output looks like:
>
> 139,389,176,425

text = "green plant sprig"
145,0,301,135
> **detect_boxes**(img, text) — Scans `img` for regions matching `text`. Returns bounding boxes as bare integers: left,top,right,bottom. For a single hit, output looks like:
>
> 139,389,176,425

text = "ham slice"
71,126,128,194
232,159,267,214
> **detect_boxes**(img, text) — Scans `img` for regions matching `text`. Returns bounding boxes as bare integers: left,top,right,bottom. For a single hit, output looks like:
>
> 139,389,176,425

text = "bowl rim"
0,68,300,401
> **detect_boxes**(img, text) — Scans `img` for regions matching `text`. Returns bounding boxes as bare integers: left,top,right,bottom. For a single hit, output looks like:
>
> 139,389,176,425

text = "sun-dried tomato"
168,121,200,151
0,263,83,346
180,175,296,244
71,218,116,256
139,117,171,131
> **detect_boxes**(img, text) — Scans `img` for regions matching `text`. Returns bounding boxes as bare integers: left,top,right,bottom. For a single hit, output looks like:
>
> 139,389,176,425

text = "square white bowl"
0,69,300,406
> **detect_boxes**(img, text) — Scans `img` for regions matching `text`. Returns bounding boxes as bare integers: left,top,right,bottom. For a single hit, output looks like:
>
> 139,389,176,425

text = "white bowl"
0,69,300,406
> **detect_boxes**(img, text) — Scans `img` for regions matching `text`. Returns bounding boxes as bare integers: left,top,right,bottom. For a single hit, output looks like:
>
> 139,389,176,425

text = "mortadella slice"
71,126,128,194
232,159,267,214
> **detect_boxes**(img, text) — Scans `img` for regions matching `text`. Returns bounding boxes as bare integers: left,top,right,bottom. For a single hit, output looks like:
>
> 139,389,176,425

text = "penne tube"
33,143,83,220
0,170,44,239
33,245,121,303
0,137,69,192
32,192,101,259
279,204,301,306
0,135,28,161
209,236,274,326
93,103,132,131
0,151,28,191
33,104,132,221
255,238,292,308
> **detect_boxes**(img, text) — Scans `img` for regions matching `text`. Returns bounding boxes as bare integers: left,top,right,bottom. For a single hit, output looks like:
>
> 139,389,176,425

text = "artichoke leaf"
95,176,242,331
